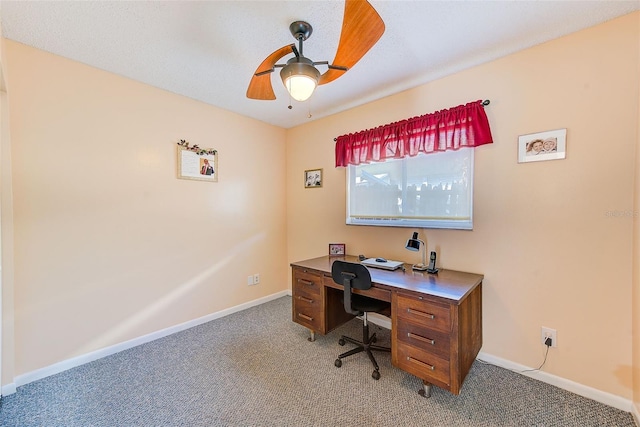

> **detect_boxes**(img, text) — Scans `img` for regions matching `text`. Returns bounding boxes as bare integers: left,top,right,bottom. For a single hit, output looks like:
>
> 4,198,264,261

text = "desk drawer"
293,269,322,297
292,294,322,332
395,342,450,387
396,294,451,332
323,274,392,303
396,320,450,360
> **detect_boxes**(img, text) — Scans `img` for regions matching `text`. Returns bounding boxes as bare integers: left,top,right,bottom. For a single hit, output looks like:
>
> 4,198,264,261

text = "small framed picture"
304,168,323,188
177,146,218,182
518,128,567,163
329,243,345,256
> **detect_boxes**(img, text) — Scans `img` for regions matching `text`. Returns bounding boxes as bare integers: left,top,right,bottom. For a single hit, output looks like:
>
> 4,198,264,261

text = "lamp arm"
418,239,426,266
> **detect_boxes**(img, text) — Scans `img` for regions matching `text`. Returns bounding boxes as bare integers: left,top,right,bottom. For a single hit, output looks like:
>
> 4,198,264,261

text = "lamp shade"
405,232,421,251
280,58,320,102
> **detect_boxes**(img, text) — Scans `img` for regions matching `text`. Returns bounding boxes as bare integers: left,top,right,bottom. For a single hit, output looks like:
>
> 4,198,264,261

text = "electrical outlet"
541,327,557,348
247,275,254,286
253,273,260,284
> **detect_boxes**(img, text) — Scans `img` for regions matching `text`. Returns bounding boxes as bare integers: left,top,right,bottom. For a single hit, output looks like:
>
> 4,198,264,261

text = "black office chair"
331,260,391,380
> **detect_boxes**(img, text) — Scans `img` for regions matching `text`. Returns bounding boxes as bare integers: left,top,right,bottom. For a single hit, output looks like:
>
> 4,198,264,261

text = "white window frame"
346,149,474,230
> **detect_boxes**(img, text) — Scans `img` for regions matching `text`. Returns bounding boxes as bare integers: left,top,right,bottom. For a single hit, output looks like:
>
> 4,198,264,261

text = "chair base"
334,318,390,380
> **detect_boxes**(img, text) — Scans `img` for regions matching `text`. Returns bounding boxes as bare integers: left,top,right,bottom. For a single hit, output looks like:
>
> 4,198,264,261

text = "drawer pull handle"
407,357,435,370
407,308,435,319
407,332,434,345
297,313,313,321
296,296,313,304
298,279,314,286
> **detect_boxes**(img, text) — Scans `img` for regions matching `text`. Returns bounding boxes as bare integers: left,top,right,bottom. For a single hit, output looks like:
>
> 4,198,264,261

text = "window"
346,148,474,230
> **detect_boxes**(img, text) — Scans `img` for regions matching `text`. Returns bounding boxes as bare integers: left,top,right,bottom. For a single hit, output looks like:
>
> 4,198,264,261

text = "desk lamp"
405,232,428,271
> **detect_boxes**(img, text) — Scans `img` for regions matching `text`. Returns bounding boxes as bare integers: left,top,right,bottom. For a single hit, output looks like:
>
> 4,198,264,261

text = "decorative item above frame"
518,128,567,163
329,243,346,256
177,140,218,182
304,168,322,188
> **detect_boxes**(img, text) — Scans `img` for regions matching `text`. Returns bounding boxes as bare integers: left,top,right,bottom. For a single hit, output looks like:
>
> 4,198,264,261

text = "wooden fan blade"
318,0,385,86
246,44,295,100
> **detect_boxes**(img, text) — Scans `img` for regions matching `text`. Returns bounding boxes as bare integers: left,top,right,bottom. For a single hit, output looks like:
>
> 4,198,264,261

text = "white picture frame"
518,128,567,163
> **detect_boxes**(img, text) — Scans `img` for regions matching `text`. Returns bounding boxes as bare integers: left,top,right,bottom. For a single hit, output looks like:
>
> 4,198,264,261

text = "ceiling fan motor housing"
280,56,319,81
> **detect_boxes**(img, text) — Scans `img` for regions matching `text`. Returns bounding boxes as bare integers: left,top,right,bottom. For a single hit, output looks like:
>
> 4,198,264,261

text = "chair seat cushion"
351,294,390,314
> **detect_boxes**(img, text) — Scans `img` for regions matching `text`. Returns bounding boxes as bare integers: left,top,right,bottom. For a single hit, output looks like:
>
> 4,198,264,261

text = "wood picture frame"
177,146,218,182
329,243,346,256
518,128,567,163
304,168,323,188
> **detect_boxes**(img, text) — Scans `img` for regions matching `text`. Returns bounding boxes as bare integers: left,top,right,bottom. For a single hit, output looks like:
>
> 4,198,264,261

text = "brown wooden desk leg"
307,330,316,342
418,381,433,398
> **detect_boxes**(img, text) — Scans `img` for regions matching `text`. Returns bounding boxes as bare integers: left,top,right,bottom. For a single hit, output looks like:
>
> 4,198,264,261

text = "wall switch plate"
247,275,254,286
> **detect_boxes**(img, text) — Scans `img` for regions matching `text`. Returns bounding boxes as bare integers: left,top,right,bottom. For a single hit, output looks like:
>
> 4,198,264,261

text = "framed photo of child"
329,243,346,256
518,128,567,163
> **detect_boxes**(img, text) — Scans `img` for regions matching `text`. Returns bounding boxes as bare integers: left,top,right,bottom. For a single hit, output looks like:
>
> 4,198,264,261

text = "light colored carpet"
0,296,634,426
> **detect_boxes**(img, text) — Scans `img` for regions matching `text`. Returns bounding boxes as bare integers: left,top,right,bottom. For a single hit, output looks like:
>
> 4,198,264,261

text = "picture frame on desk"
329,243,345,256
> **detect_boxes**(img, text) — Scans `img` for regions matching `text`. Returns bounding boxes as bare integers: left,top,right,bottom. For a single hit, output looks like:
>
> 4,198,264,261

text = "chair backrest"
331,261,372,315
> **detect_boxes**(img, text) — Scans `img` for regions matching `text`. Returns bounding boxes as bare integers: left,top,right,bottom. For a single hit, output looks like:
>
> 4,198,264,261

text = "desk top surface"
291,255,483,303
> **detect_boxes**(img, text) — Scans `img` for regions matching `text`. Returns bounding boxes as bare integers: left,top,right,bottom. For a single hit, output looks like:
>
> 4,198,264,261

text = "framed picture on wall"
518,128,567,163
304,168,323,188
177,145,218,182
329,243,346,256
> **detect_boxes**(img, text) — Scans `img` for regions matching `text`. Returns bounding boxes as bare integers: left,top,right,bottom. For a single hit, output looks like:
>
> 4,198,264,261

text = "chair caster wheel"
372,370,380,380
335,359,342,368
371,336,377,343
338,338,345,346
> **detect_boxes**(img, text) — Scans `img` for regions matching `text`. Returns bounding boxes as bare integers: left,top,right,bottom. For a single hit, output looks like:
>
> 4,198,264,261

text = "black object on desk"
426,251,439,274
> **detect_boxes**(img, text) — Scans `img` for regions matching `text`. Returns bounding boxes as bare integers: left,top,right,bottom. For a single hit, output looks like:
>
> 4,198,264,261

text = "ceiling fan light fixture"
280,59,320,102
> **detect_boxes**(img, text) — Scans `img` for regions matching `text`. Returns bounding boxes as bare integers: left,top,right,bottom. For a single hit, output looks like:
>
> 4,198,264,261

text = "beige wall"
287,13,639,399
3,40,288,377
0,9,18,388
634,10,640,416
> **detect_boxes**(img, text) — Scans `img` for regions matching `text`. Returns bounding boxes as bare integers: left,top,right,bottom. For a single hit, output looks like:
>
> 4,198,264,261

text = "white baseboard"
9,291,290,394
2,382,16,396
632,401,640,426
367,312,391,330
477,351,633,413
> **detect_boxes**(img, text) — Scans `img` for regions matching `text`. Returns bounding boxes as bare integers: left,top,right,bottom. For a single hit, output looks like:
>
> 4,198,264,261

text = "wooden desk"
290,255,483,397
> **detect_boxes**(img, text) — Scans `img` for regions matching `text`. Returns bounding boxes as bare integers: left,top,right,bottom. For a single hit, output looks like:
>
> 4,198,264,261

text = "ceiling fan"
246,0,385,103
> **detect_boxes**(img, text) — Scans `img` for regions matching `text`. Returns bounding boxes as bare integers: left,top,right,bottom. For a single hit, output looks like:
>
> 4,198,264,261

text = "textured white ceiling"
2,1,638,129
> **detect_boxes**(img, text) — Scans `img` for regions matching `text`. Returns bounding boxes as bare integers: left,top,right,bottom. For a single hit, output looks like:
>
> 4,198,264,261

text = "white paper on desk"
361,258,403,270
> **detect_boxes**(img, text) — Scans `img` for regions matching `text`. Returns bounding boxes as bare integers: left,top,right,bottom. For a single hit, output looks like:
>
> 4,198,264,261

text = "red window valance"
335,100,493,167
